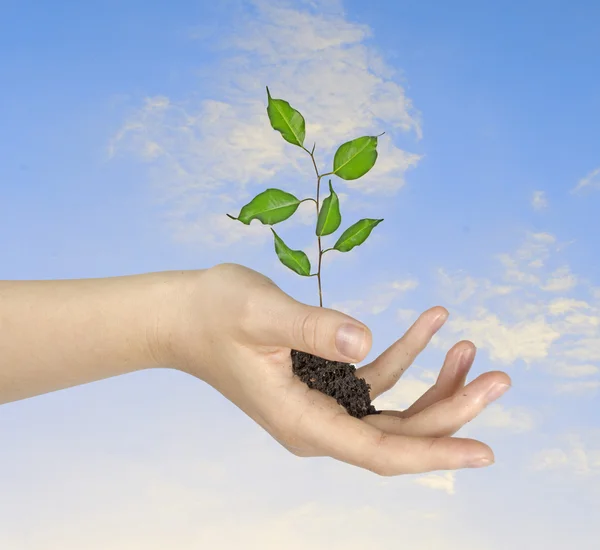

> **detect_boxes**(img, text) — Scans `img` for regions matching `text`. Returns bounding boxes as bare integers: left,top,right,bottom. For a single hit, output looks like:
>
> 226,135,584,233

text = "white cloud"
331,277,418,317
342,137,422,196
443,310,561,365
531,190,548,210
562,338,600,362
531,434,600,478
554,380,600,395
498,232,556,279
572,167,600,193
548,298,592,316
546,363,599,378
419,369,438,383
487,232,557,286
110,0,422,247
467,404,536,433
496,254,541,285
558,313,600,337
437,268,479,304
531,448,570,471
413,472,456,495
372,374,430,410
541,266,578,292
292,199,318,227
396,308,418,323
433,232,599,382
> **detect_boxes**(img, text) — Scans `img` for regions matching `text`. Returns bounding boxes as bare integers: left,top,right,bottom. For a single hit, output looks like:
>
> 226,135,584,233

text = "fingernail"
336,324,366,360
484,383,510,405
431,310,449,334
459,345,475,366
466,456,494,468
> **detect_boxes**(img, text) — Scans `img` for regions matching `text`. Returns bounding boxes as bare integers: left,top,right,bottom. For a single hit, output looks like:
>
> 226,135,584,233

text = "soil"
291,350,381,419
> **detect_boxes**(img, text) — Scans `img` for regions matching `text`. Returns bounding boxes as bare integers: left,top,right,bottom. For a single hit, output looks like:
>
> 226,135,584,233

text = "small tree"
226,87,385,419
227,87,384,308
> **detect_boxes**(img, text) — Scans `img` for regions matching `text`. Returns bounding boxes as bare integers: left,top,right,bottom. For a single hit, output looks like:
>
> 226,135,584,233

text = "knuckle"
277,430,312,457
221,276,280,339
360,433,395,477
428,437,440,454
295,310,321,350
377,466,396,477
240,286,261,319
286,445,312,458
233,297,258,341
380,376,396,394
367,461,394,477
208,262,244,280
376,431,388,450
238,287,277,339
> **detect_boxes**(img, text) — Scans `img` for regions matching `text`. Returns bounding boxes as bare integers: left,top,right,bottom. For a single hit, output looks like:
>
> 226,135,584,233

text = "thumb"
274,299,372,363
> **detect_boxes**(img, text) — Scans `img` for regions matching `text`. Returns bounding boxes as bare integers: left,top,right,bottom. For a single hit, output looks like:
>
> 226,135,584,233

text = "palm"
186,265,510,475
240,307,510,475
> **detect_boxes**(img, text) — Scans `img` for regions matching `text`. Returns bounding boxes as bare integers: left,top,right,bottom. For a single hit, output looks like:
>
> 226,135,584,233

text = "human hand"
163,263,511,476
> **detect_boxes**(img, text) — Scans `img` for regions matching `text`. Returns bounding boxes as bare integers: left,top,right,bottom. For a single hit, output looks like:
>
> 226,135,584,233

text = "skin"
0,262,511,476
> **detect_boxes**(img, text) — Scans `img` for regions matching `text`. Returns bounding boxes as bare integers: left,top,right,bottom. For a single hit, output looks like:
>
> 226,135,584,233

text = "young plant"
227,87,384,308
226,87,385,419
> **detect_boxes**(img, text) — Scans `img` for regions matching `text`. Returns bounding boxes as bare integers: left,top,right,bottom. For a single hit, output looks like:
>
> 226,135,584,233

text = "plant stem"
303,145,325,307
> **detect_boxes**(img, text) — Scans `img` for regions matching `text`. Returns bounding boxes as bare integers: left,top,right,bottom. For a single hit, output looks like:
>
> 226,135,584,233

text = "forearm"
0,271,182,404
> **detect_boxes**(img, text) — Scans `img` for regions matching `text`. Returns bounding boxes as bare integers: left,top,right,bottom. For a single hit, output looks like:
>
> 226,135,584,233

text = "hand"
164,263,511,476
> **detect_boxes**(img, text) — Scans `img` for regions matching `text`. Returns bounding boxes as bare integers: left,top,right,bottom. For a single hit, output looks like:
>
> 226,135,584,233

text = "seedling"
227,87,385,418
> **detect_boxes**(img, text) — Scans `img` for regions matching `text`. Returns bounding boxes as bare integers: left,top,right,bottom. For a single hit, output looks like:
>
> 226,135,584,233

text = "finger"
296,400,495,475
355,307,448,399
246,284,373,363
433,341,475,397
363,371,512,438
392,341,476,419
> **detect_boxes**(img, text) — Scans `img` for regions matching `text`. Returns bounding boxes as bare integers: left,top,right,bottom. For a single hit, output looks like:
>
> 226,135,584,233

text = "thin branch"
303,145,325,307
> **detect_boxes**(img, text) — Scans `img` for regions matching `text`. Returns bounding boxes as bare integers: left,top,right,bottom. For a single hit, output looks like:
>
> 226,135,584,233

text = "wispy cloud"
372,372,431,410
546,362,599,378
109,0,422,248
442,310,561,364
541,266,578,292
554,380,600,395
467,403,536,433
396,308,419,323
414,472,456,495
572,167,600,194
331,277,419,317
433,232,599,385
531,433,600,478
531,190,548,210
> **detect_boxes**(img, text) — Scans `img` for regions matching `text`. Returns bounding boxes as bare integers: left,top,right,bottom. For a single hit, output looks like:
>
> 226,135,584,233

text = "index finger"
355,307,448,399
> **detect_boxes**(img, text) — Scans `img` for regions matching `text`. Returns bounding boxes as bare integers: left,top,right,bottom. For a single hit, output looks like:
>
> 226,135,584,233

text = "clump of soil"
291,350,381,419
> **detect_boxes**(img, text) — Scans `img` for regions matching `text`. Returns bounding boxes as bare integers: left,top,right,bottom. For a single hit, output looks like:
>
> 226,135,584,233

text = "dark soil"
291,350,381,419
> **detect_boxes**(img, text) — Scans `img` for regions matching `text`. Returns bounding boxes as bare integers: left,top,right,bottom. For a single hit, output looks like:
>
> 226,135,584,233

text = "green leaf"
266,87,306,147
227,189,301,225
316,180,341,236
333,218,384,252
332,135,381,180
271,229,311,276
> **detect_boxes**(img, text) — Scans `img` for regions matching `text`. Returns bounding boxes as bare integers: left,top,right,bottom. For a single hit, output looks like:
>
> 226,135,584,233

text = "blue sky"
1,0,600,547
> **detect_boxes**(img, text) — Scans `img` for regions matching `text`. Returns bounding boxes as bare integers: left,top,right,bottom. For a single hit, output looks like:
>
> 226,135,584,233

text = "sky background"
1,0,600,547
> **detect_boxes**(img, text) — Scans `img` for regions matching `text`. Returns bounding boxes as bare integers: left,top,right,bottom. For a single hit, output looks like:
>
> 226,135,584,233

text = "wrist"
100,270,188,372
149,268,210,374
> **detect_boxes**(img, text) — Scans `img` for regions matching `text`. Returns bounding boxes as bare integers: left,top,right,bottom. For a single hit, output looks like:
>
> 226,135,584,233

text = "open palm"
172,263,511,476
